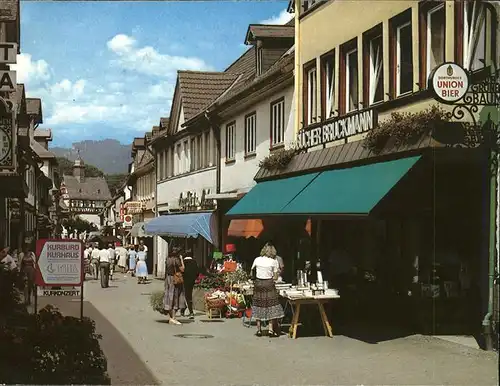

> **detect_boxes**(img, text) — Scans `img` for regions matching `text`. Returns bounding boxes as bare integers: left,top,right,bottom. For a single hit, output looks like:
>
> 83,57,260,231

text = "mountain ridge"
51,139,132,174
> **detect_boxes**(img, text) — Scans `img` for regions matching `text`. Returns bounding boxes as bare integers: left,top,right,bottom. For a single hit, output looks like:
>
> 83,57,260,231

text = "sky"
12,1,293,147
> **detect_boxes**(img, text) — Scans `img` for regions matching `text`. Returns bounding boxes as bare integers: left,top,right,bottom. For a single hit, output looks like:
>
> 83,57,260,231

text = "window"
162,149,167,179
390,11,413,97
169,147,174,176
225,122,236,161
321,53,335,119
345,48,359,112
190,138,196,171
196,134,202,169
420,3,445,82
270,98,285,148
459,1,488,71
304,65,317,125
204,131,210,167
183,140,190,173
158,151,164,180
244,112,257,155
256,47,263,76
364,29,384,106
175,144,181,175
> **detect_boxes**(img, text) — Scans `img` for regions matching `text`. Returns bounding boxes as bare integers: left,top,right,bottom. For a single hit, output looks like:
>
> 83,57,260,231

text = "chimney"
73,156,85,182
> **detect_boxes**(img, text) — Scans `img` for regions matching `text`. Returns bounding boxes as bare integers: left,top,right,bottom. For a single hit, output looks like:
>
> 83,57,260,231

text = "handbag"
173,258,184,286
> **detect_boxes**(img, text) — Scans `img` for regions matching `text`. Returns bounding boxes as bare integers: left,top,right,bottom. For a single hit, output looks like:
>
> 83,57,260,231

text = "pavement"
34,274,499,386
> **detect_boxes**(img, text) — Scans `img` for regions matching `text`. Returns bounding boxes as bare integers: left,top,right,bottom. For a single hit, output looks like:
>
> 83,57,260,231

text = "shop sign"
0,70,16,92
297,109,377,150
35,239,84,286
125,201,144,214
429,62,469,104
119,203,125,221
37,289,81,297
200,189,216,210
0,97,16,174
123,214,133,227
0,43,18,64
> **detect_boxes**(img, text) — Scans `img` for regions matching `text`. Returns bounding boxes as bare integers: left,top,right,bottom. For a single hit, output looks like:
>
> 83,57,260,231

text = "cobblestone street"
36,276,499,386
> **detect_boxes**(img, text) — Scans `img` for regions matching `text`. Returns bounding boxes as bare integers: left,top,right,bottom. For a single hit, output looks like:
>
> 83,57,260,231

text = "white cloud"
19,34,212,138
107,34,136,54
11,53,51,85
107,33,213,77
260,9,294,25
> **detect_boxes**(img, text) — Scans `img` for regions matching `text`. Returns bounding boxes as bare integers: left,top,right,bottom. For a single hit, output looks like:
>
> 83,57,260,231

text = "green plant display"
194,273,227,290
259,147,299,171
149,290,166,315
223,270,249,285
0,264,110,385
363,105,450,154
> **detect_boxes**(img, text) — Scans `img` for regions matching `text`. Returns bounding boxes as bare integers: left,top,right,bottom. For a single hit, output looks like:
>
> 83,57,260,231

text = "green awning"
226,172,320,216
282,156,421,215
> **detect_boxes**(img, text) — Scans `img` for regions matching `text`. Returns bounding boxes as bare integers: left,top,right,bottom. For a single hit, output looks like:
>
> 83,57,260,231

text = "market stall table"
280,290,340,339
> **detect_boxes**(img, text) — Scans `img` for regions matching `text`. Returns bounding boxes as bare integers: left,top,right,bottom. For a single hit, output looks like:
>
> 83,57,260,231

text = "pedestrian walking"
108,243,116,280
98,246,111,288
163,248,185,325
128,245,137,276
91,244,100,280
0,246,17,271
19,246,36,305
250,243,284,337
182,249,198,319
116,244,128,273
135,245,148,284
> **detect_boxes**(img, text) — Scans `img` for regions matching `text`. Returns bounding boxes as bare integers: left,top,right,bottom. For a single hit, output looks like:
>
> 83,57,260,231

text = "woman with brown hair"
162,248,186,325
250,243,284,337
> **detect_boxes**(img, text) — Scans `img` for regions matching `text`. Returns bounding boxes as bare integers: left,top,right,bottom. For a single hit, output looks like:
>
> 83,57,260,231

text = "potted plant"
193,273,228,312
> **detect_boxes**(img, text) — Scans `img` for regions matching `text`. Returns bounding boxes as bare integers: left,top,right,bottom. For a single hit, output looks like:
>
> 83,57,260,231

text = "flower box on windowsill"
244,152,256,160
225,159,236,165
269,144,285,152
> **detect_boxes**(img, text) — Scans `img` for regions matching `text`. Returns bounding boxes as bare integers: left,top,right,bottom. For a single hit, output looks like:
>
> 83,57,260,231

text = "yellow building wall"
296,0,460,137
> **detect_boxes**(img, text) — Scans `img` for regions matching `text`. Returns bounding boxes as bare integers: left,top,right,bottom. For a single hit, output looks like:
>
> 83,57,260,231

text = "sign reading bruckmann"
297,109,377,150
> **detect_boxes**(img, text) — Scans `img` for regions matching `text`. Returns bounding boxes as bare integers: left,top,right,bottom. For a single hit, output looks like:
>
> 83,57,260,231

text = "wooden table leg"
288,302,301,339
317,302,328,336
318,302,333,337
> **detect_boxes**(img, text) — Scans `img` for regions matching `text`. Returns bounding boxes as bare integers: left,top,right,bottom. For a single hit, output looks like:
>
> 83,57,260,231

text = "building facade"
227,0,499,343
60,158,112,230
124,135,155,271
33,127,61,237
0,0,22,249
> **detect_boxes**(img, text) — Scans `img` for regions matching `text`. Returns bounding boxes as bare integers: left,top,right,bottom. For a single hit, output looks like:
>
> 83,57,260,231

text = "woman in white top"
250,244,284,337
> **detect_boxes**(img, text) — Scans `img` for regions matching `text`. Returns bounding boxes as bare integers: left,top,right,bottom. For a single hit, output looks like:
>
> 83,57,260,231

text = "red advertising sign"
35,239,84,286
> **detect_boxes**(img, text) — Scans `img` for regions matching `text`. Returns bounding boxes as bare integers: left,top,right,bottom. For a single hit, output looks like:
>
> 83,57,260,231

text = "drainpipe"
294,2,300,136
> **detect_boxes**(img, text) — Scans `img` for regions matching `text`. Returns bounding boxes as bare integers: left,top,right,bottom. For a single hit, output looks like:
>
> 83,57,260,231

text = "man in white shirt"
108,243,116,280
91,245,100,280
98,247,111,288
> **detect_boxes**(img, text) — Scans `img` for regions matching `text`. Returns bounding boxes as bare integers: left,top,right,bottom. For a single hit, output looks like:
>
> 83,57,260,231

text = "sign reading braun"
429,62,469,104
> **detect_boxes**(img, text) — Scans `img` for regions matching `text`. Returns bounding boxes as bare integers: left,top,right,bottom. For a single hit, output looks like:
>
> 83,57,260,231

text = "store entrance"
315,153,486,340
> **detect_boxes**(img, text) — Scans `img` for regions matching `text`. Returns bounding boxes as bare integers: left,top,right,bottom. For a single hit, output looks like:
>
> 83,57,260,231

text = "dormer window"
97,189,101,194
256,47,263,76
78,189,82,193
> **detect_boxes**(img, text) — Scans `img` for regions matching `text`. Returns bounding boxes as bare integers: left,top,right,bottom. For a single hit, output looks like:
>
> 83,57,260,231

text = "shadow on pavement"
334,322,414,344
155,319,195,324
35,298,160,385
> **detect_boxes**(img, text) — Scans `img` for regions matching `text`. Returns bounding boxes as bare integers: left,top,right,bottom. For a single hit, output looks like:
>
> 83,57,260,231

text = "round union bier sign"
429,62,469,104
